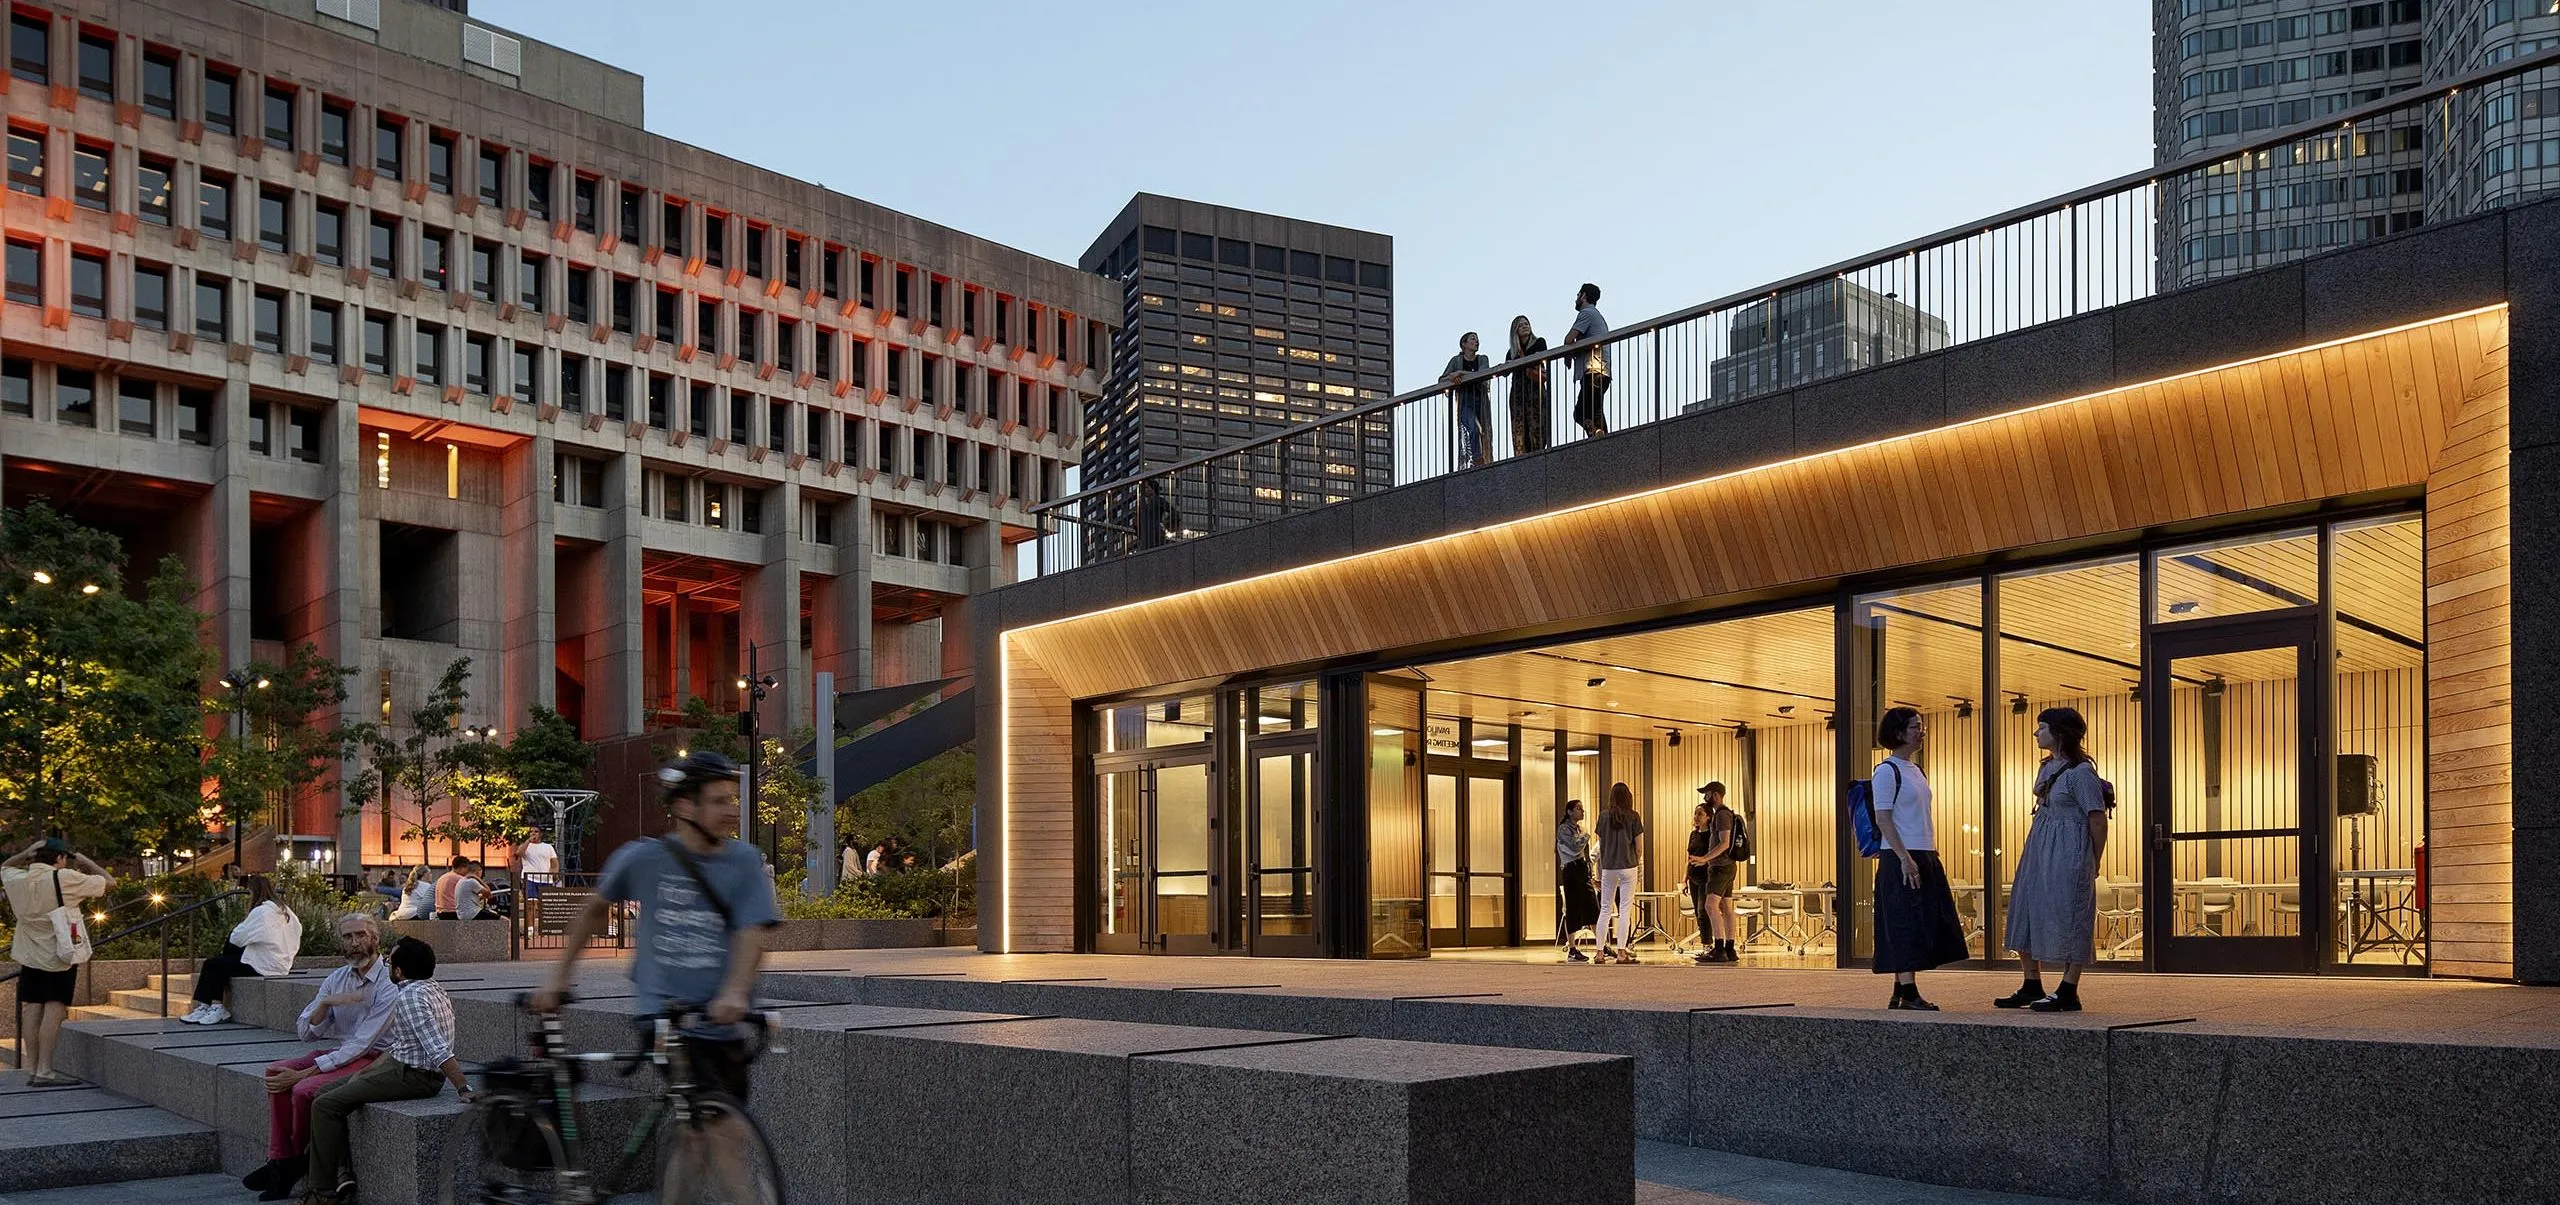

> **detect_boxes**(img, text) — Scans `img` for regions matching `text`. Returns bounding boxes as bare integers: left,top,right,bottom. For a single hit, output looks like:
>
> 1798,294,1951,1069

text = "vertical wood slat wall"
994,310,2510,972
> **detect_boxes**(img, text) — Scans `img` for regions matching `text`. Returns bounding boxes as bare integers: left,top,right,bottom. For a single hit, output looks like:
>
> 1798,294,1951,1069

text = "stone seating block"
1391,997,1691,1142
1128,1036,1633,1205
389,917,513,964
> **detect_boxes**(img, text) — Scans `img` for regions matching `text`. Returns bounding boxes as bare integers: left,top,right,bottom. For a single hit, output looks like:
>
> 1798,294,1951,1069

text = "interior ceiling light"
1566,746,1599,757
2011,696,2030,715
1371,726,1403,737
1586,676,1607,687
2168,600,2201,615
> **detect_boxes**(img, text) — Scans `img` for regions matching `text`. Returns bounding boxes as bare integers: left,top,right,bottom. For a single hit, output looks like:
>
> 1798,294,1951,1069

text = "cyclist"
530,750,779,1099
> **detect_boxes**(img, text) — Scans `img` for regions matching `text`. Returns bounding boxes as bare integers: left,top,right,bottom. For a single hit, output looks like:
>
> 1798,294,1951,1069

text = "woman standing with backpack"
1996,707,2112,1012
1870,708,1967,1009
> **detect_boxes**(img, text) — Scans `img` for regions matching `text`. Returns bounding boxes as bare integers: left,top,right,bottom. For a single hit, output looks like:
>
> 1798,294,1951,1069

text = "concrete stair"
106,973,196,1018
0,1070,219,1191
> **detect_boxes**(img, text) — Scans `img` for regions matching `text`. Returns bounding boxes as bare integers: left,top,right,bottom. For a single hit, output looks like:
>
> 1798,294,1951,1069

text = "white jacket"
228,901,303,977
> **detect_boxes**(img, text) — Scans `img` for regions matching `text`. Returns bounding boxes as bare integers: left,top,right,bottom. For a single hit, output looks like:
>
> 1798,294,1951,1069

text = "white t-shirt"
1872,755,1936,852
519,842,559,881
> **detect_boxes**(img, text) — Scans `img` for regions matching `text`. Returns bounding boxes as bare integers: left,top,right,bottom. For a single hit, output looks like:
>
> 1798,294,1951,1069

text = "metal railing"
1031,44,2560,576
4,887,245,1040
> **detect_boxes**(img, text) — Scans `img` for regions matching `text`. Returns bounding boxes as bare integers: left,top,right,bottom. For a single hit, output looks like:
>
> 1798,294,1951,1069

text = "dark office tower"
1079,195,1393,560
2153,0,2560,288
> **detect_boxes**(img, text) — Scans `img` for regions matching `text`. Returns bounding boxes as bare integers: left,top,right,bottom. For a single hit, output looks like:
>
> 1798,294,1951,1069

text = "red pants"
265,1050,378,1160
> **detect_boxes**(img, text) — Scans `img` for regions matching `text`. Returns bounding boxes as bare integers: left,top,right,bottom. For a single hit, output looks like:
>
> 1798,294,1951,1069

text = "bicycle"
437,994,787,1205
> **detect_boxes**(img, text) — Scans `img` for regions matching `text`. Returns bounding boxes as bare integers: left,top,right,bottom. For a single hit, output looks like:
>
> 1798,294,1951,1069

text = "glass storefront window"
1101,693,1215,751
2329,515,2426,967
1251,680,1317,733
1367,677,1425,957
1856,581,1986,958
2154,528,2319,623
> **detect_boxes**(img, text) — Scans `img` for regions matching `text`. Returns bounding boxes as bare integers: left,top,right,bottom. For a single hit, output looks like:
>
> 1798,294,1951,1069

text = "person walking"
1555,799,1600,963
181,874,302,1025
244,913,395,1201
1506,316,1551,456
1688,784,1742,965
3,837,112,1086
1870,707,1968,1010
1563,283,1612,438
303,936,468,1204
1997,707,2113,1013
1593,783,1645,964
1441,331,1493,469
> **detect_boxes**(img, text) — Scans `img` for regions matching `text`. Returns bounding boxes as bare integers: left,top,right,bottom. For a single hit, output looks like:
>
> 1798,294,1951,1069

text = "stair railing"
5,887,246,1063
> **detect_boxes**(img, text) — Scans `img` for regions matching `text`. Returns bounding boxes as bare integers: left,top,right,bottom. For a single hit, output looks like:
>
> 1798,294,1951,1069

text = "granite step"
0,1071,218,1192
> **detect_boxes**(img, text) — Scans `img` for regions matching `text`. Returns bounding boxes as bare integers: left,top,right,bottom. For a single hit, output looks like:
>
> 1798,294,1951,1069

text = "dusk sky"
476,1,2154,393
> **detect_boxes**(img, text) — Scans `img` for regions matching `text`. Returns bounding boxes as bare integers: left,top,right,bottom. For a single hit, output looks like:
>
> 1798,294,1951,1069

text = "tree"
203,642,360,847
753,728,823,873
652,695,745,762
504,704,593,790
0,503,212,858
842,743,975,869
345,657,474,859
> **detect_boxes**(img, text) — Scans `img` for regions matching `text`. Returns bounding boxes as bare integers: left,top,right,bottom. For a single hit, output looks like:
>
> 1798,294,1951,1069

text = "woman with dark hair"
182,875,303,1025
1594,783,1646,965
1555,799,1600,963
1870,707,1967,1009
1997,707,2113,1012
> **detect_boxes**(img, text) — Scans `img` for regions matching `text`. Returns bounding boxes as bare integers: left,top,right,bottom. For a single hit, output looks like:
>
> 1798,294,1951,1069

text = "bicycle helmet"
658,750,743,801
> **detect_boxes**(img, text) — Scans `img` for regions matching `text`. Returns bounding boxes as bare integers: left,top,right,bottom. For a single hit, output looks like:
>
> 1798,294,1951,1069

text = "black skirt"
1558,858,1600,931
1871,849,1969,974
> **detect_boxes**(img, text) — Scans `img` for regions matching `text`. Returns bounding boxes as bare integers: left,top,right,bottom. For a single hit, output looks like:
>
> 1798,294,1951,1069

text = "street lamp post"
215,669,270,876
736,647,777,864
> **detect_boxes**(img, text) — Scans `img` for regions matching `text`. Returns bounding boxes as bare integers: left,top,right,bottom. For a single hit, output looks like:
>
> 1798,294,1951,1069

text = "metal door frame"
1091,746,1221,955
1244,731,1322,957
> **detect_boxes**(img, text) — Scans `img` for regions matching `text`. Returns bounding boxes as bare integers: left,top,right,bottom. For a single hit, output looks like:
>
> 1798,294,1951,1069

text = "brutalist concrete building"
0,0,1115,861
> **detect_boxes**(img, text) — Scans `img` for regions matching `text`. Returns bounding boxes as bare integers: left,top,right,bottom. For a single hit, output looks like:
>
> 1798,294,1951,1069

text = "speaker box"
2337,753,2379,817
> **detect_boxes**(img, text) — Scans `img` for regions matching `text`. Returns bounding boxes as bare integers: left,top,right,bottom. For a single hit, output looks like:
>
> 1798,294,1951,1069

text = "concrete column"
321,399,367,857
499,435,556,726
584,450,646,737
816,494,876,691
2507,199,2560,983
670,591,690,706
747,481,806,733
188,379,254,666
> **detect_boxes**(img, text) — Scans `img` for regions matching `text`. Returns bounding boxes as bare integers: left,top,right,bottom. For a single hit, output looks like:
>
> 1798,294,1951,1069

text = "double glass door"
1096,755,1217,954
2145,612,2323,973
1426,764,1515,948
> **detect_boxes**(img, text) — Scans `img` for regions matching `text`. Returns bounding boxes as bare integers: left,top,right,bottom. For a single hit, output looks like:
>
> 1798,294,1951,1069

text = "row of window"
2181,209,2424,262
0,355,335,459
2176,1,2420,39
1095,225,1391,294
2181,167,2426,220
7,6,1107,365
2178,41,2419,100
2481,134,2560,174
2182,91,2376,139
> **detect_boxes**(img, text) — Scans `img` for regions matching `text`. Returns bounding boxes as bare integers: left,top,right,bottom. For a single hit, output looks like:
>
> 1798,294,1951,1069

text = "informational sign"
535,887,593,936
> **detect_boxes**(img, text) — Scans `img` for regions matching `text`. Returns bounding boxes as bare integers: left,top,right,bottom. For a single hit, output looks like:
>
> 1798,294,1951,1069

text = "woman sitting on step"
180,875,303,1026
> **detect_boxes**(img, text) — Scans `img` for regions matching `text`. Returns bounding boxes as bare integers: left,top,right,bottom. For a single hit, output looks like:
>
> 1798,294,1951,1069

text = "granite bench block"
1391,997,1690,1142
0,1105,218,1191
1687,1009,2112,1201
390,917,514,964
1162,987,1396,1036
1128,1036,1633,1205
2109,1025,2560,1205
755,1002,1024,1205
841,1017,1315,1205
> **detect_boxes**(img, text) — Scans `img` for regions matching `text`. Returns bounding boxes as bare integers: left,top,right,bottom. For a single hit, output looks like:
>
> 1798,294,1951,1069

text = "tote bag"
47,870,93,965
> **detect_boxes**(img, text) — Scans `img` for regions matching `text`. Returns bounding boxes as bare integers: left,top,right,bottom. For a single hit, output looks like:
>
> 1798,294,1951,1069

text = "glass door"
1090,755,1218,954
1246,738,1320,956
1425,765,1515,948
2145,612,2323,974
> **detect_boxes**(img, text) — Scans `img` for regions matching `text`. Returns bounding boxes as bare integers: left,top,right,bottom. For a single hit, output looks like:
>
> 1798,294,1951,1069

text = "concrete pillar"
2507,198,2560,983
670,591,690,705
816,494,876,691
584,450,645,738
314,398,368,856
499,435,556,726
746,481,805,733
189,380,254,666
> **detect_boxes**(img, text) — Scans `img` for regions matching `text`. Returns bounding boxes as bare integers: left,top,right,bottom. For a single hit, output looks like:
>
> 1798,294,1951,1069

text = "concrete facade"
0,0,1116,864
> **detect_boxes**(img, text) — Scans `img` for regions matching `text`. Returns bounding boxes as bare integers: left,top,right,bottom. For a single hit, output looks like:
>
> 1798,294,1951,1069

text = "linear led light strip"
998,301,2507,951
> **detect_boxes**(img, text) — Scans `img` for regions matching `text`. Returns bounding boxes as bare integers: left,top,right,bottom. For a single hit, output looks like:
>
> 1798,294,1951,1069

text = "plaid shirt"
384,978,456,1070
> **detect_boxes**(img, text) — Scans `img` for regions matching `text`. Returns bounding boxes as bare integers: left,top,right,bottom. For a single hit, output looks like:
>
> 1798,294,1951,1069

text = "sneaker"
1565,949,1591,963
199,1003,231,1025
177,1004,211,1024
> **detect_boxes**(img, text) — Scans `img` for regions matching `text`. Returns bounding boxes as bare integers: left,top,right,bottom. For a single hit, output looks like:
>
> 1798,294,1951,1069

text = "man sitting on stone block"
302,935,471,1205
244,912,396,1201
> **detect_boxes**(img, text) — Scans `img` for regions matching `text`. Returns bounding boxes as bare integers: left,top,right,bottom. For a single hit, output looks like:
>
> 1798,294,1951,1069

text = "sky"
472,0,2155,394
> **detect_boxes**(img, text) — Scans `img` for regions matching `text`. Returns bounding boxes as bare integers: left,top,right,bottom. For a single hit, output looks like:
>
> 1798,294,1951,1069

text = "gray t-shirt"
1568,305,1611,378
1596,807,1645,871
453,876,486,920
598,836,781,1015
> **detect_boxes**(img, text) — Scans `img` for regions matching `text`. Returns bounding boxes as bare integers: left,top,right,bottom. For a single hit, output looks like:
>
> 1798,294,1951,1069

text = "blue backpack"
1845,762,1902,858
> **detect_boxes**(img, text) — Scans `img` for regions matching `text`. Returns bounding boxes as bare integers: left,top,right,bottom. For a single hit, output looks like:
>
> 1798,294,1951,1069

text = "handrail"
5,886,246,1058
1033,42,2560,519
86,887,248,952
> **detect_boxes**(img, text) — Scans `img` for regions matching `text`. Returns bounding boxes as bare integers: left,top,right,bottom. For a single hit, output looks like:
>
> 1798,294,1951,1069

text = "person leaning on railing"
2,836,113,1087
1507,316,1551,456
1563,283,1612,438
1441,331,1494,470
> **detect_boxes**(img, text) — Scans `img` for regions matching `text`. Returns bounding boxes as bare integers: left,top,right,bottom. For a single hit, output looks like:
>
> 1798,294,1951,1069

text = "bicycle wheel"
653,1092,784,1205
437,1099,571,1205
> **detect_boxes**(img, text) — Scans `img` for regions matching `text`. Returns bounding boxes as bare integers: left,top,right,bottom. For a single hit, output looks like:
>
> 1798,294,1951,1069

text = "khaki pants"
307,1056,444,1190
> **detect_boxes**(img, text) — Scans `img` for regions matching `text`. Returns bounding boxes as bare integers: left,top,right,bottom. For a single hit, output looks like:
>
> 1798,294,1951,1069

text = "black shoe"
256,1176,299,1202
1888,994,1941,1011
1993,982,2045,1009
2028,989,2082,1013
1718,942,1741,963
242,1160,277,1192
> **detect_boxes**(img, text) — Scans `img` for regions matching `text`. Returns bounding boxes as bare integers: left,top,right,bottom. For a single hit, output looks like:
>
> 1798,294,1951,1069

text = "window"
1,356,28,415
859,257,876,308
71,143,108,211
745,222,765,278
134,263,169,329
2388,39,2421,68
703,212,726,270
703,482,726,529
426,131,453,193
319,100,350,164
697,296,717,351
655,286,680,344
262,84,294,150
2351,45,2384,71
464,335,490,393
512,343,538,404
619,184,643,242
199,173,233,240
519,251,546,311
257,187,289,252
526,160,552,222
886,349,903,397
476,144,503,207
252,288,284,352
118,378,153,435
566,266,592,325
5,128,39,195
877,422,897,472
929,278,946,327
248,399,270,453
610,275,635,336
688,382,711,437
893,266,912,317
661,474,687,522
470,241,496,301
374,115,402,178
76,32,111,100
778,318,798,373
419,228,447,290
142,49,177,116
767,399,787,452
194,274,229,340
177,386,211,443
310,301,339,363
805,409,825,460
784,238,804,291
368,215,397,275
660,197,685,257
559,353,585,412
55,369,94,424
2351,1,2384,29
823,246,842,298
603,363,626,418
289,407,320,463
363,312,390,373
68,250,105,318
572,174,597,233
204,67,237,135
2389,0,2420,21
8,13,41,84
414,323,441,384
314,202,344,265
962,286,979,338
645,373,670,427
728,391,750,442
921,353,939,405
815,328,835,380
739,310,759,365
